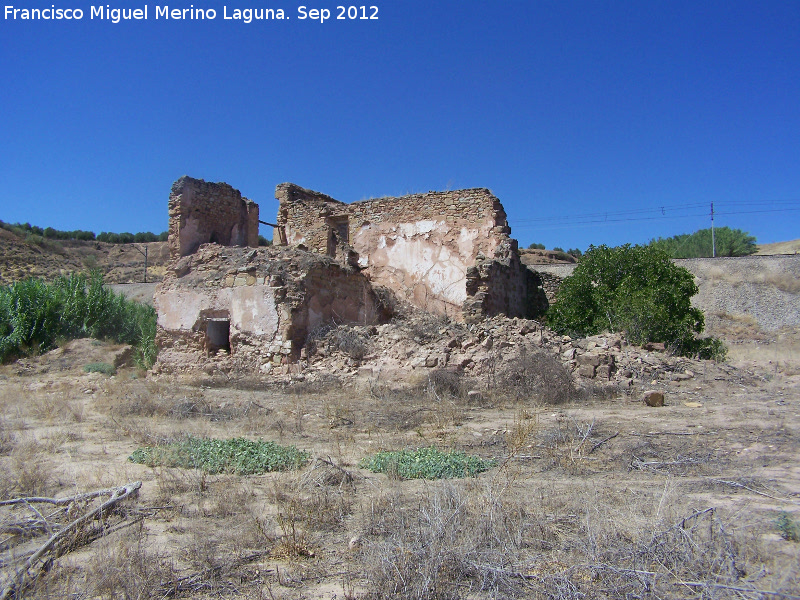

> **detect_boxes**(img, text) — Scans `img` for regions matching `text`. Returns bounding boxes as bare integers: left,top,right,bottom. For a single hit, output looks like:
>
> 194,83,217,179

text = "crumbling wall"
274,183,346,252
154,245,384,376
464,240,549,323
169,176,259,259
275,183,542,320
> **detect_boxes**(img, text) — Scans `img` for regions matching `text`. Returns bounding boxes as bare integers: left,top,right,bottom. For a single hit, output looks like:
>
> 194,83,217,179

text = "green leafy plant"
83,362,116,375
359,446,495,479
129,437,310,475
776,512,800,542
547,244,723,357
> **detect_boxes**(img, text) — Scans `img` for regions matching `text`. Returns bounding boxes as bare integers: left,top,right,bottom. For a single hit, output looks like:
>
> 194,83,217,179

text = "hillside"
0,229,169,285
757,238,800,255
518,247,577,265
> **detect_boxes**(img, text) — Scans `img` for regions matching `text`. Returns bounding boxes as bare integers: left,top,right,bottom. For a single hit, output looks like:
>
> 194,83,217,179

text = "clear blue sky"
1,0,798,250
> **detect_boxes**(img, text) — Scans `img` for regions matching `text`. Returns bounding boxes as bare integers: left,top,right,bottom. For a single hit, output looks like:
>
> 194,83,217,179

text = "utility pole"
710,202,716,258
134,245,148,283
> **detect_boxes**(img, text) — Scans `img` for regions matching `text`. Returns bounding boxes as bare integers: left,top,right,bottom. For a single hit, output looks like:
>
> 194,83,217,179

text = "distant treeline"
649,227,757,258
0,220,167,244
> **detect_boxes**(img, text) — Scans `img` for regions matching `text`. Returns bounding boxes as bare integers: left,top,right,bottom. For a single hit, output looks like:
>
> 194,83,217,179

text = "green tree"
547,244,707,352
650,227,756,258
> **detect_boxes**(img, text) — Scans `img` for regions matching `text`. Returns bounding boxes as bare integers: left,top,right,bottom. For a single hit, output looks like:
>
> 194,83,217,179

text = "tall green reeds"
0,273,157,367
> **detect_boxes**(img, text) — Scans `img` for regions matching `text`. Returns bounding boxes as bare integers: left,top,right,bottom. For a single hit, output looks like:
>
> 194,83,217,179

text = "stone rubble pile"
277,311,705,391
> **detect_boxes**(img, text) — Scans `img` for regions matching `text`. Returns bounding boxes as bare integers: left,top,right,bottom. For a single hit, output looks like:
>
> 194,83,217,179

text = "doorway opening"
206,318,231,354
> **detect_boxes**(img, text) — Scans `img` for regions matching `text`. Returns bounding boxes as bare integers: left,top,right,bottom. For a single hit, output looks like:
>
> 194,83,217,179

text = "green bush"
650,227,757,258
83,362,116,375
776,512,800,542
129,437,310,475
547,244,714,355
0,273,157,367
359,446,496,479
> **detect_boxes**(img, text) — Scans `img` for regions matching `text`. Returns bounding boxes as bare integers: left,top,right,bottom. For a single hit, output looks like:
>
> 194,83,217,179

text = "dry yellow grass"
756,238,800,255
0,339,799,599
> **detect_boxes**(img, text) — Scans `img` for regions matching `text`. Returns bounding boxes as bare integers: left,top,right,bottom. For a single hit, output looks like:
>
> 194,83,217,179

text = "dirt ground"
0,328,799,598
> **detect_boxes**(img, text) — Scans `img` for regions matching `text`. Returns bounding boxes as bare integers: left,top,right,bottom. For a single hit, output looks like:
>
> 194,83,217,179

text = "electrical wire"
511,201,800,231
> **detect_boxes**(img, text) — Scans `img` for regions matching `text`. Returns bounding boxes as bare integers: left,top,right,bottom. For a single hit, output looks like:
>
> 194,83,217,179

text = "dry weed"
0,419,15,456
5,439,53,497
357,481,534,599
495,347,578,405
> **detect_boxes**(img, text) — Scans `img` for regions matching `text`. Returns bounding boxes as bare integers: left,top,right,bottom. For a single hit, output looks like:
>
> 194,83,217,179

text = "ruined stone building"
154,176,545,374
273,183,544,322
168,176,260,259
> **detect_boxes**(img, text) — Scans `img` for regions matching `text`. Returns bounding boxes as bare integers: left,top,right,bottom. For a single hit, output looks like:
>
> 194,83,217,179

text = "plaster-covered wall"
154,244,384,375
275,183,525,319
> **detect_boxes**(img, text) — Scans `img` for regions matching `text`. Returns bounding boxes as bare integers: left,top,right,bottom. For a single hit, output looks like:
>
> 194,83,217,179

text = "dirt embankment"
0,234,169,285
757,238,800,255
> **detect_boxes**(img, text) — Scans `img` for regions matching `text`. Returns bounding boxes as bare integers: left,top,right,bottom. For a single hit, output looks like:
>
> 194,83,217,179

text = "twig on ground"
589,432,619,454
158,551,273,597
631,430,717,436
710,478,800,505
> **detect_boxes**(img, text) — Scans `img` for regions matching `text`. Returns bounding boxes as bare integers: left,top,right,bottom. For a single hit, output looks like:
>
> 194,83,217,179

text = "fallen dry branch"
0,484,140,508
157,550,272,598
710,478,800,505
631,430,718,436
589,431,619,454
0,481,142,600
300,455,361,490
677,580,800,599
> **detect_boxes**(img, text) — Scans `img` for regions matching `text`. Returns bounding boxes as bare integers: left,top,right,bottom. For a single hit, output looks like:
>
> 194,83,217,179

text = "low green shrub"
83,362,116,375
129,437,310,475
359,446,496,479
776,512,800,542
547,244,728,358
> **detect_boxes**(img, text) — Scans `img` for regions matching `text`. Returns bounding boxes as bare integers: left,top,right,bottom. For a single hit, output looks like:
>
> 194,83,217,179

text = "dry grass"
704,266,800,293
0,341,798,599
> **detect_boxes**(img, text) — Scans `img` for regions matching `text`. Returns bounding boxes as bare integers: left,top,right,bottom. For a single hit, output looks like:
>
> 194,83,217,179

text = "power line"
512,199,800,226
511,204,800,231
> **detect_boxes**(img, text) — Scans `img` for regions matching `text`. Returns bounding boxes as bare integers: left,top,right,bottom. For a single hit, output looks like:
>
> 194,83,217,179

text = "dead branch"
0,484,138,508
572,418,595,453
589,432,619,454
709,478,800,505
301,456,360,490
157,550,272,597
0,481,142,600
631,430,717,436
630,455,704,471
676,580,800,599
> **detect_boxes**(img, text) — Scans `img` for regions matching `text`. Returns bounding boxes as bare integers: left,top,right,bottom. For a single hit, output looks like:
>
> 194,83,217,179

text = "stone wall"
275,183,541,321
464,239,548,323
536,272,565,303
154,245,384,376
169,176,259,259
